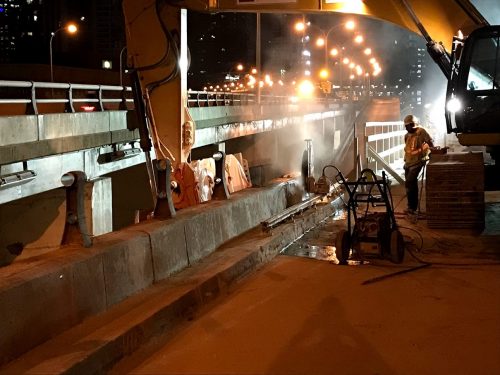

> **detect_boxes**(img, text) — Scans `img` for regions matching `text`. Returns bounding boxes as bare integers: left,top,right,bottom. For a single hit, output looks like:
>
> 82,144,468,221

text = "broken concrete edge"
0,181,298,367
0,197,340,375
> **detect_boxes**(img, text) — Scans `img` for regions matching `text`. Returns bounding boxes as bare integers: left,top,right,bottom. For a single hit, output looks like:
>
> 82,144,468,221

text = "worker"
403,114,434,215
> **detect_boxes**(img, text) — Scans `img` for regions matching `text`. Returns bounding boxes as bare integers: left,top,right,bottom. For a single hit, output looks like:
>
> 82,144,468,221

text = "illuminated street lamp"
354,35,364,44
294,19,356,70
49,23,78,82
297,79,315,98
294,22,306,32
321,22,355,67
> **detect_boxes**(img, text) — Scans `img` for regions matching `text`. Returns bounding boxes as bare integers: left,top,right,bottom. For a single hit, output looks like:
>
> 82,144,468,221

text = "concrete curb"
0,184,289,366
0,198,341,375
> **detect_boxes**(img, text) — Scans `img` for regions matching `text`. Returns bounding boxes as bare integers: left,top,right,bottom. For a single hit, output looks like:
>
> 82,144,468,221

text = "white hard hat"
404,114,418,125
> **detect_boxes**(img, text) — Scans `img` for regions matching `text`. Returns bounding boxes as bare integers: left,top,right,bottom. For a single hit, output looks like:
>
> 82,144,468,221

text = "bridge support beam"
62,173,113,247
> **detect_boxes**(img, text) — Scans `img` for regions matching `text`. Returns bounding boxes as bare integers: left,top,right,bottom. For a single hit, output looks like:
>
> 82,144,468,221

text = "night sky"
1,1,447,99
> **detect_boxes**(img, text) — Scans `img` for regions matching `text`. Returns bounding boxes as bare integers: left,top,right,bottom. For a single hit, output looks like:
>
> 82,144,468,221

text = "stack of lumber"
426,152,484,229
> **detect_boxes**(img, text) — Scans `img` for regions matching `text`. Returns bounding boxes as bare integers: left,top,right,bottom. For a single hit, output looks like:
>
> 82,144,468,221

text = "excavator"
121,0,499,215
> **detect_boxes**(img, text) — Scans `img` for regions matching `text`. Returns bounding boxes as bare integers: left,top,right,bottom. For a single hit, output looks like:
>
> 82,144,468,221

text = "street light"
119,46,127,86
49,23,78,82
354,35,364,44
294,20,356,80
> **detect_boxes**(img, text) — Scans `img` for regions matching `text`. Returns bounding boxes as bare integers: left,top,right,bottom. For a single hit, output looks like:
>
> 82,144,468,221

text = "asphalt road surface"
111,200,500,375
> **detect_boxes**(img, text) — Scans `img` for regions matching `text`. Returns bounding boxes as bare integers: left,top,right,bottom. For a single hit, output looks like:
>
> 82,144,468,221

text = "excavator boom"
122,0,488,162
121,0,498,210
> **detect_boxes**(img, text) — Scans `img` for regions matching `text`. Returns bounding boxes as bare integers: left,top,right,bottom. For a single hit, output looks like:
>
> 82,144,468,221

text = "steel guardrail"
0,80,344,116
0,80,134,114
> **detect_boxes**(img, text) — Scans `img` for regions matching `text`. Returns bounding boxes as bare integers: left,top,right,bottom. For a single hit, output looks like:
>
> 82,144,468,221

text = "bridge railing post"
65,84,75,113
97,86,104,111
26,82,38,115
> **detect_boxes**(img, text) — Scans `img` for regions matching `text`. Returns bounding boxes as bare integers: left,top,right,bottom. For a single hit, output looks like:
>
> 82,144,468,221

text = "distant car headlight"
446,97,462,113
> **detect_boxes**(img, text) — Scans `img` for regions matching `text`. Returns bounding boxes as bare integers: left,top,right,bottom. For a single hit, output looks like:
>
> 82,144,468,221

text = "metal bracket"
154,159,176,219
0,162,37,189
61,171,92,247
212,151,230,200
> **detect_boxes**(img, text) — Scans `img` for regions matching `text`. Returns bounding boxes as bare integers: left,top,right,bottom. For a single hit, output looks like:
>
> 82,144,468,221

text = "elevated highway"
0,80,359,204
0,78,409,369
1,79,388,263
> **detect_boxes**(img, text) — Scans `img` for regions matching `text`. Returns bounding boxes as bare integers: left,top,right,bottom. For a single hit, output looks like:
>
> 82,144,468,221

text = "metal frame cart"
329,167,404,265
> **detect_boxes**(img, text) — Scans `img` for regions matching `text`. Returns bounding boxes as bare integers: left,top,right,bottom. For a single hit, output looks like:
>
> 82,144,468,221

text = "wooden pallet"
426,152,484,229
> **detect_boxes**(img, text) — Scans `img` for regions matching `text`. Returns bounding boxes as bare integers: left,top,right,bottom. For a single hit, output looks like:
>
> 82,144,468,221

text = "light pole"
321,20,355,67
294,20,355,82
119,46,127,86
49,23,77,82
365,73,371,97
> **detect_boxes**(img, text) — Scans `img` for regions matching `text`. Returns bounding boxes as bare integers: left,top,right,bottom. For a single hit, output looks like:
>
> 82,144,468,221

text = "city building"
0,0,124,71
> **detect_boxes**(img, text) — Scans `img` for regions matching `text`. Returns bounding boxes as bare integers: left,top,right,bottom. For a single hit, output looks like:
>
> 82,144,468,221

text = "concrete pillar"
85,177,113,236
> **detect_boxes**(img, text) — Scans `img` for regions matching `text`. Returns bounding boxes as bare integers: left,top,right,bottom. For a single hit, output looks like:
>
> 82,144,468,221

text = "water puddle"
280,211,364,265
282,243,364,266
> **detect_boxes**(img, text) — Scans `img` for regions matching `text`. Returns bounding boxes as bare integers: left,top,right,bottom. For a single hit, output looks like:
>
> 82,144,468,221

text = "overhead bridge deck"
0,80,358,204
0,81,405,370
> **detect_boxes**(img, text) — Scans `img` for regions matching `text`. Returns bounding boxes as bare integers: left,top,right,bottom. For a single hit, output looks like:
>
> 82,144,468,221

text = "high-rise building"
0,0,51,64
85,0,125,70
187,12,256,89
0,0,124,70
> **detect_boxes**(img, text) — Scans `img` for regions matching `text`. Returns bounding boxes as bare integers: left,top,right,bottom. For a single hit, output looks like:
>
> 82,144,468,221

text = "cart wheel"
390,229,404,263
335,229,350,265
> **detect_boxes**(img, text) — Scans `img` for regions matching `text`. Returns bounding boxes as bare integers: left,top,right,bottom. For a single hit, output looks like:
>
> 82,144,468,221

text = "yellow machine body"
122,0,487,166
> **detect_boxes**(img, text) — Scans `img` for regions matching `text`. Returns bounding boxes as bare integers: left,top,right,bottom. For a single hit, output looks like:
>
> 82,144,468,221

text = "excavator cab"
446,26,500,137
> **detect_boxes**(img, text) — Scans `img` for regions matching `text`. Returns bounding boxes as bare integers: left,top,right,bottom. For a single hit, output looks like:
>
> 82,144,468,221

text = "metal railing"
0,80,346,116
365,121,406,176
0,80,134,115
186,91,293,107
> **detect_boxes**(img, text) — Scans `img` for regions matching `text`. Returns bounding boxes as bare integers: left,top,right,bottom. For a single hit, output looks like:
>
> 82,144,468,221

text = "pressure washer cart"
333,168,404,264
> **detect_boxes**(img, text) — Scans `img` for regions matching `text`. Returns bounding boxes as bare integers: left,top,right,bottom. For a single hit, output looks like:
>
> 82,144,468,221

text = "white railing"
0,80,134,115
0,80,353,116
365,121,405,179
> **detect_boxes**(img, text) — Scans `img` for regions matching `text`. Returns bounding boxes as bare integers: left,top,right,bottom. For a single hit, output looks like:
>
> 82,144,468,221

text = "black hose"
362,263,431,285
400,225,500,267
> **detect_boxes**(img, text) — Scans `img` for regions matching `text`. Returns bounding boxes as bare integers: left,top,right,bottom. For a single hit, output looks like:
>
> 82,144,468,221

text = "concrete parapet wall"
0,183,289,365
0,116,38,146
0,111,138,166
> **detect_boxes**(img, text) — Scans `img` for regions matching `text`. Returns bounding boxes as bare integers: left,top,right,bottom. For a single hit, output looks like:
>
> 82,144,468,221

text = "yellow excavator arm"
122,0,486,165
121,0,489,211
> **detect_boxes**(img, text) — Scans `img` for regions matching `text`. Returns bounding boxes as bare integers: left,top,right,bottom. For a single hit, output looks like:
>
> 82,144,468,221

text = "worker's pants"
404,162,424,211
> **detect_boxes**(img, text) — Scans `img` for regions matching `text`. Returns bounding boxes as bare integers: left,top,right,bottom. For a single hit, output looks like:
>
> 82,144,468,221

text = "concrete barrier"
0,190,341,374
0,182,289,365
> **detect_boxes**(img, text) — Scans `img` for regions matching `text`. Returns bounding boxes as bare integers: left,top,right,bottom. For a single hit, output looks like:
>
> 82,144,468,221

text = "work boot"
405,209,418,223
